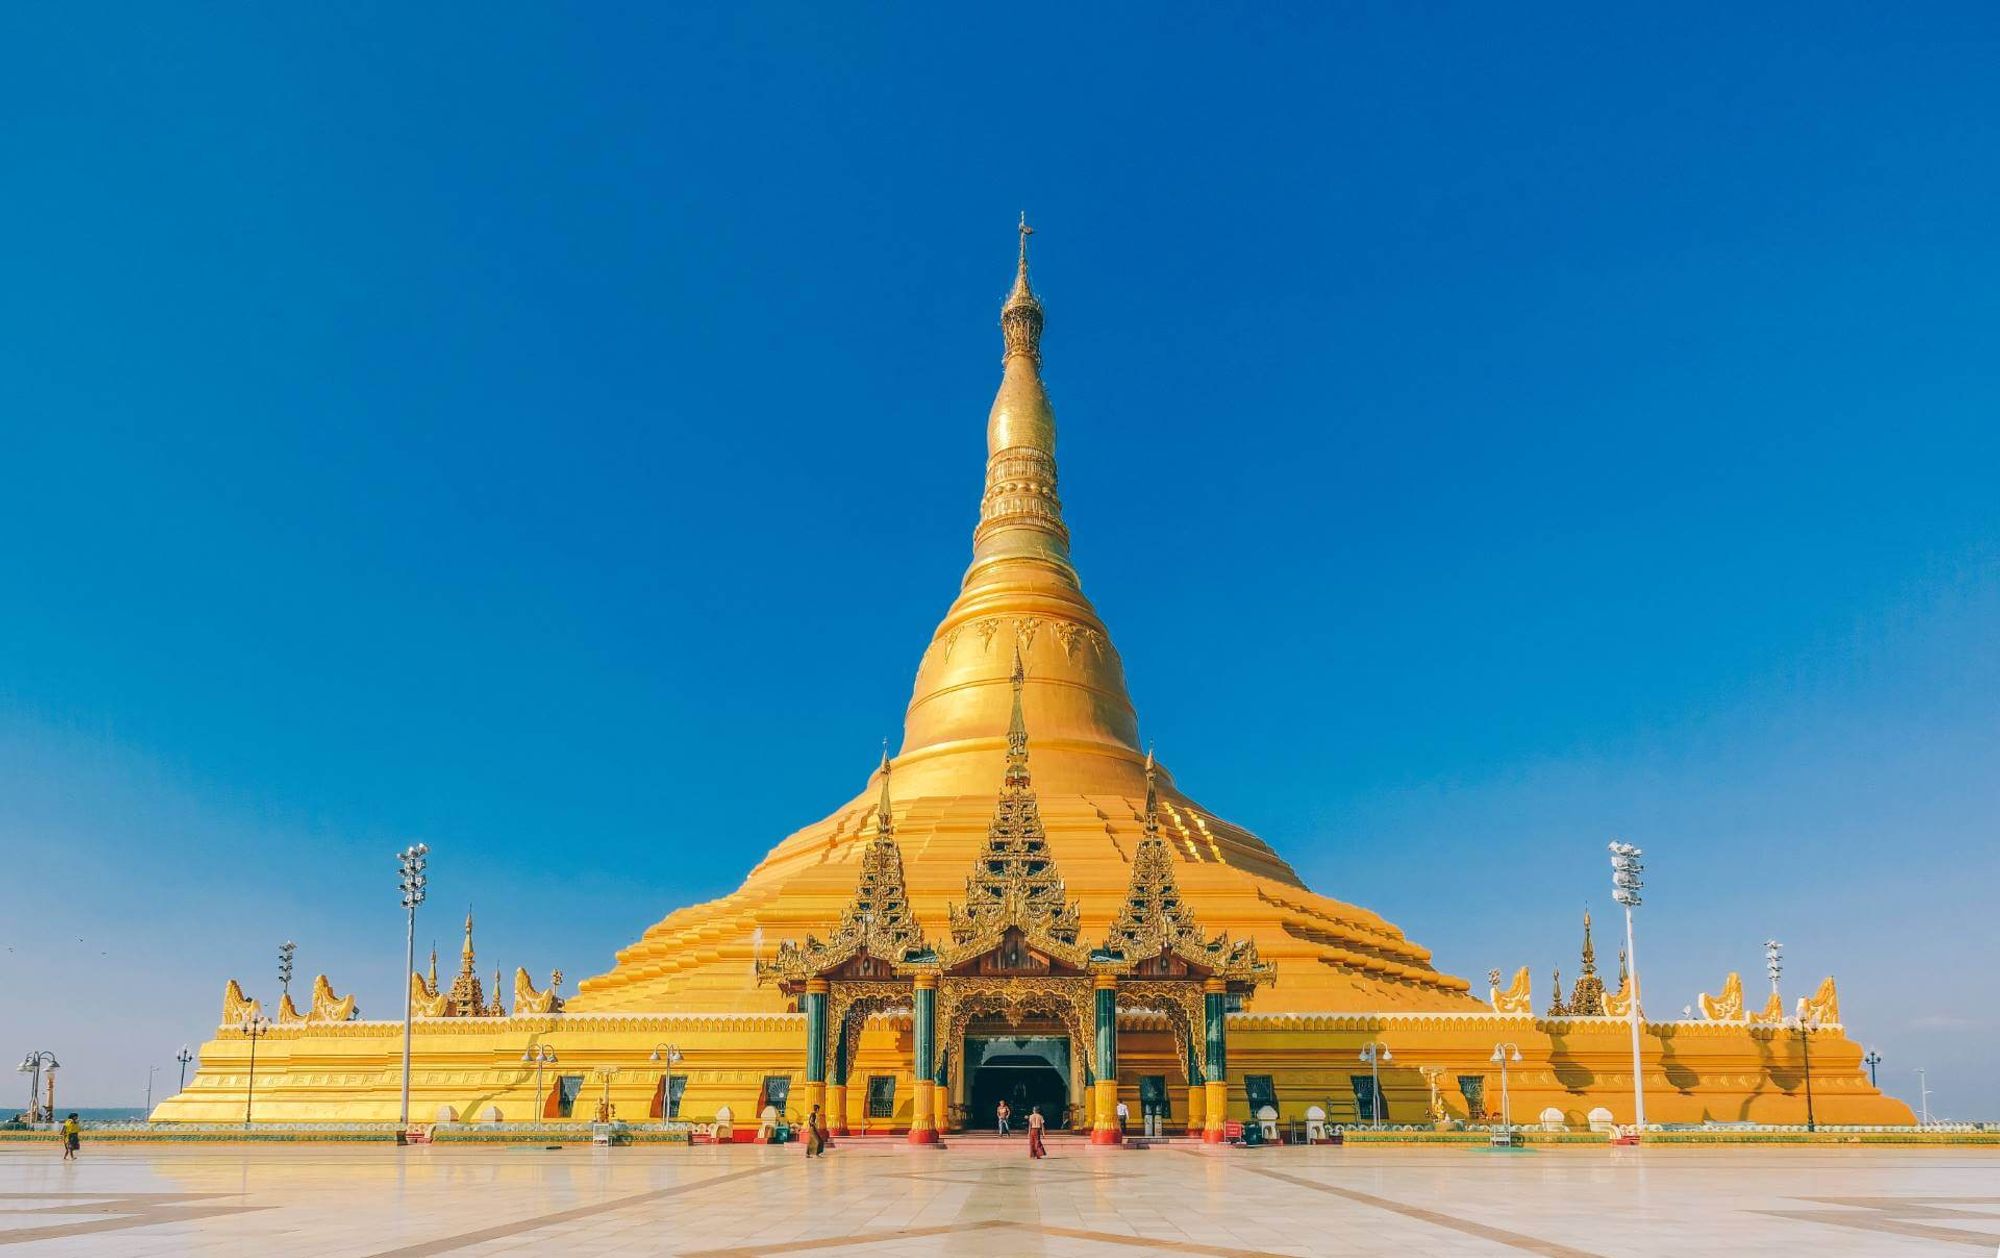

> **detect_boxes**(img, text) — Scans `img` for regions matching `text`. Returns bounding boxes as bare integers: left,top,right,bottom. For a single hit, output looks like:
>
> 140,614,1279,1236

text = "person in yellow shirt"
60,1113,80,1161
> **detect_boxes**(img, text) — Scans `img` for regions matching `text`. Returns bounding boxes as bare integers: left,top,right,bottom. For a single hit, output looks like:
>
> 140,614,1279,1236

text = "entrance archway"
966,1036,1070,1130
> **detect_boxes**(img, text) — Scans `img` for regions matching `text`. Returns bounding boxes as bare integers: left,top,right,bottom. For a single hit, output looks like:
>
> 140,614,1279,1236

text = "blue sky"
2,5,1995,1116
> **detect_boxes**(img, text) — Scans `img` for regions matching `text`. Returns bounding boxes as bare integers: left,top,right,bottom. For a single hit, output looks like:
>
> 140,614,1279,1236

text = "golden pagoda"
156,220,1913,1132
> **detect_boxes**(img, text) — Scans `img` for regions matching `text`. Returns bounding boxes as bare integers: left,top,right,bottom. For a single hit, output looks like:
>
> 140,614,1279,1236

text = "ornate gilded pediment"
1489,966,1532,1014
513,967,564,1015
762,752,930,987
1090,750,1273,987
307,974,358,1022
1698,971,1745,1022
1797,976,1839,1024
935,650,1088,972
221,979,263,1026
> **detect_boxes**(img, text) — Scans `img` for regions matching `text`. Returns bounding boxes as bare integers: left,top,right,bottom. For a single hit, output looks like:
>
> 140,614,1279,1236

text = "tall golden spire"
461,908,476,968
971,213,1072,587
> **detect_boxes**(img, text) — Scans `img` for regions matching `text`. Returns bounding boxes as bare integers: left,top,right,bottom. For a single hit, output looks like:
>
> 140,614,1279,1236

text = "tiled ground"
2,1136,1996,1256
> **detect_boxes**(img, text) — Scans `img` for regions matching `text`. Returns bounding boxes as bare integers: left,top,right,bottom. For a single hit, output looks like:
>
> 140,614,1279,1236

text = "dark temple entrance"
966,1036,1070,1131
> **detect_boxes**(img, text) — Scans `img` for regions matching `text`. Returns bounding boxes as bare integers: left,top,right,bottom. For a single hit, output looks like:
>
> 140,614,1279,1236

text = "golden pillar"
1185,1081,1205,1135
827,1083,848,1136
908,972,939,1143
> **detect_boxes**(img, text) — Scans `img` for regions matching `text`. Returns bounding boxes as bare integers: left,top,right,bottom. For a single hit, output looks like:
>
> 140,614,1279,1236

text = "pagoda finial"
462,907,476,967
874,743,895,840
1000,213,1044,362
427,943,438,990
1578,907,1596,975
1004,643,1030,789
1142,745,1160,840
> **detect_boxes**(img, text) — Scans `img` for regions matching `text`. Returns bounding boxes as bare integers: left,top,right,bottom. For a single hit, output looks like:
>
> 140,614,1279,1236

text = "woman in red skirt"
1026,1104,1047,1158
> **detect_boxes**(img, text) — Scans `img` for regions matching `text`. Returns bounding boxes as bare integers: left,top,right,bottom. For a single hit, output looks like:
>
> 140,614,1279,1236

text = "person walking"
803,1105,825,1158
995,1099,1011,1136
60,1113,80,1161
1026,1105,1046,1159
1115,1098,1129,1137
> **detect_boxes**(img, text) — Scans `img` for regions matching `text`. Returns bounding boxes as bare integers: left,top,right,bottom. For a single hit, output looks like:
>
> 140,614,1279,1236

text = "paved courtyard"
1,1137,1995,1256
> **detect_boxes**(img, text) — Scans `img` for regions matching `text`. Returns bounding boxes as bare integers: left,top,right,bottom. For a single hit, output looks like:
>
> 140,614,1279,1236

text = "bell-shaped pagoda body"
572,223,1479,1016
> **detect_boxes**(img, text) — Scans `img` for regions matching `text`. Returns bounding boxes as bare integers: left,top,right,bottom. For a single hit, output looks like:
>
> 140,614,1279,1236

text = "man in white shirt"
1114,1099,1129,1136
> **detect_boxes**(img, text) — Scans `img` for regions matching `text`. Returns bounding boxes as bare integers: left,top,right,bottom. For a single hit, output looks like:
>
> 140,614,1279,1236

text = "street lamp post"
1489,1043,1522,1141
397,843,430,1128
240,1014,272,1126
1608,840,1646,1134
1788,1014,1821,1132
1357,1041,1390,1130
145,1065,158,1115
17,1052,59,1125
175,1045,194,1092
1916,1068,1931,1126
522,1045,558,1121
650,1044,684,1121
1863,1049,1881,1088
278,940,296,1000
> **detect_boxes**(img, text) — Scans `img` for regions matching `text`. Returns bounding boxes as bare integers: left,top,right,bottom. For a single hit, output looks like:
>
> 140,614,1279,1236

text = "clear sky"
2,5,1995,1117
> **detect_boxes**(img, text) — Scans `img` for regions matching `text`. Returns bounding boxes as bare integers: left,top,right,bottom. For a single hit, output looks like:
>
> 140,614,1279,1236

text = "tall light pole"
1357,1041,1390,1130
522,1045,558,1121
1608,840,1646,1133
1489,1043,1522,1138
1764,939,1783,999
17,1052,59,1125
1787,1013,1821,1132
240,1014,272,1126
1863,1049,1881,1088
145,1065,158,1114
175,1045,194,1092
1916,1068,1931,1126
397,843,429,1127
278,940,296,1000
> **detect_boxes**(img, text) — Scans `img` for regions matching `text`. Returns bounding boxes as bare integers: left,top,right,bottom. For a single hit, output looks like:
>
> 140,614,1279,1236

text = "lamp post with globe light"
650,1044,684,1120
17,1052,59,1125
1787,1012,1821,1132
521,1045,557,1121
1357,1041,1390,1129
175,1045,194,1092
1608,840,1646,1134
397,843,429,1127
240,1014,272,1126
1489,1043,1522,1143
1863,1049,1881,1088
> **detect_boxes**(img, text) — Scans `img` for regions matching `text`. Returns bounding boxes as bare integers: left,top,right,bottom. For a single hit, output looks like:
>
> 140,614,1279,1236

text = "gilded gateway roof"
574,223,1479,1015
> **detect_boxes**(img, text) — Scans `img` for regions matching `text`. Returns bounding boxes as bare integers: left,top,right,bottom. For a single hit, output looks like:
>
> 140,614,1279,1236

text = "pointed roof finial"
874,742,895,840
1004,642,1031,788
1001,214,1044,362
462,907,476,965
1142,745,1160,840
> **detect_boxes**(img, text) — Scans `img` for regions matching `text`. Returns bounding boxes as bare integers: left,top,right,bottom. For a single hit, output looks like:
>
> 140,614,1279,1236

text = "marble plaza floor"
1,1136,1996,1256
